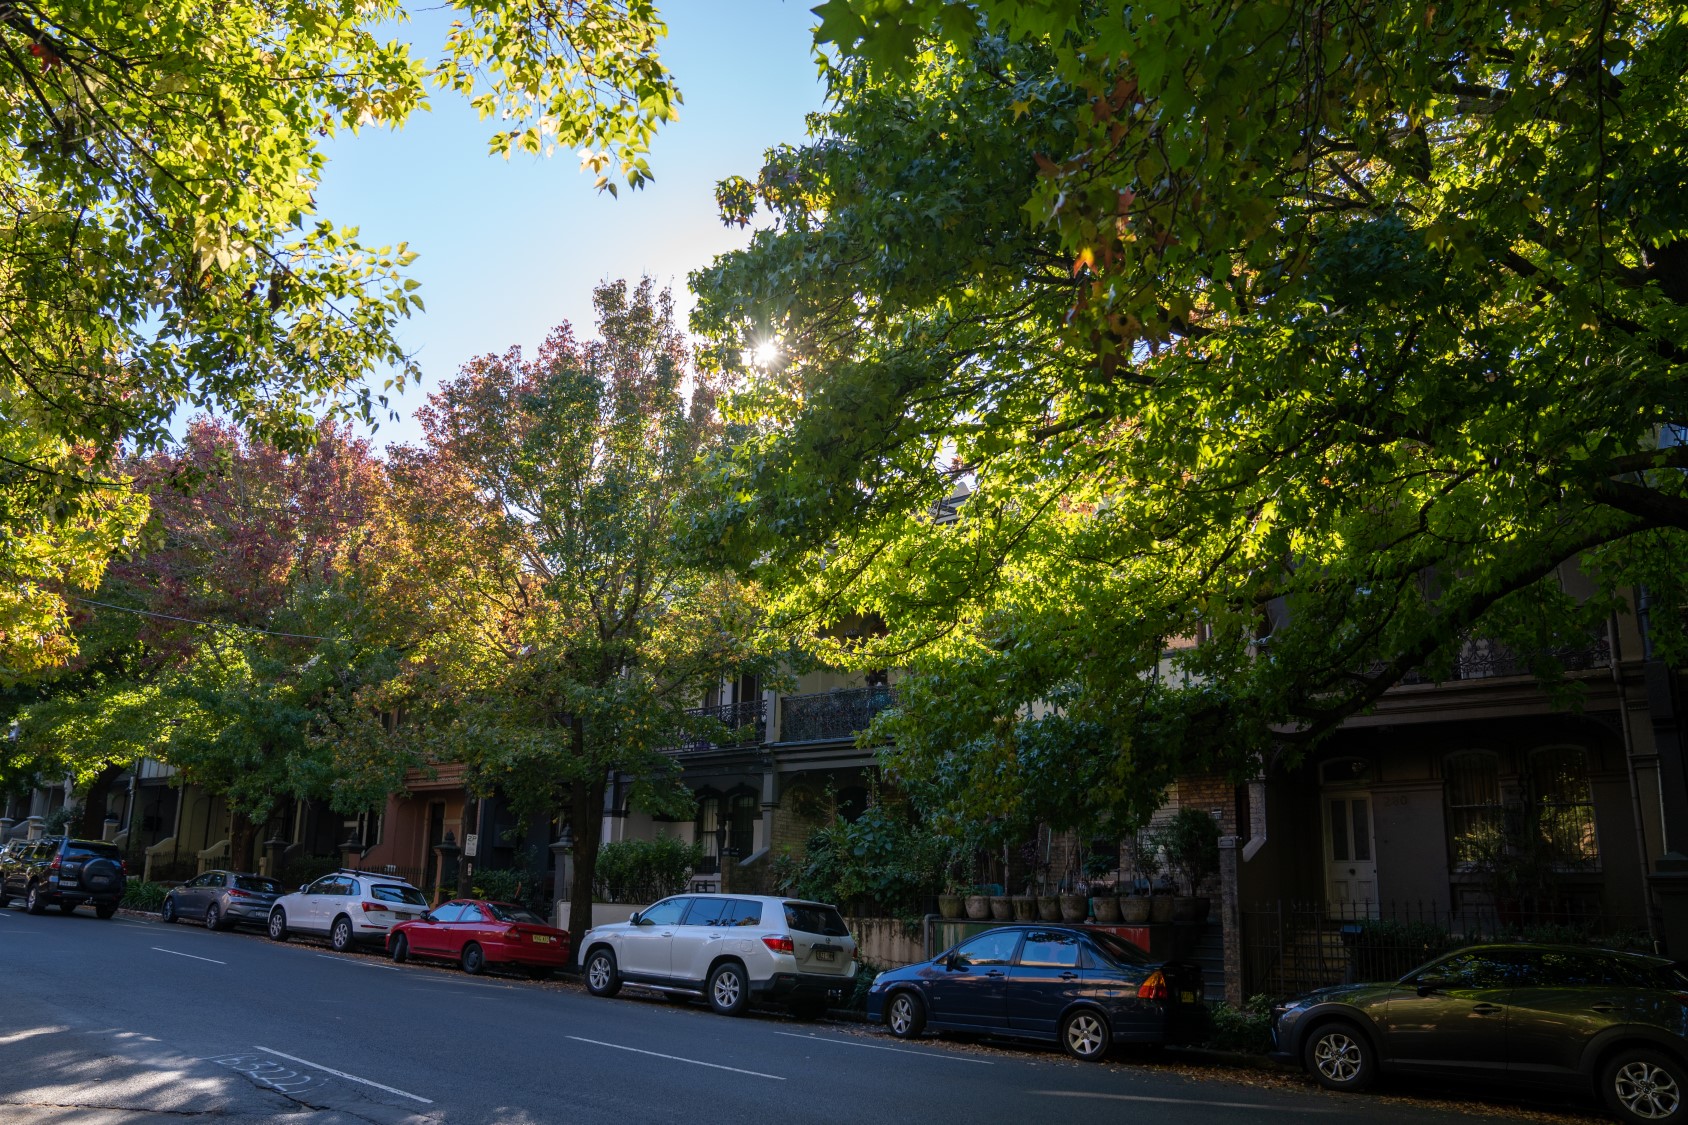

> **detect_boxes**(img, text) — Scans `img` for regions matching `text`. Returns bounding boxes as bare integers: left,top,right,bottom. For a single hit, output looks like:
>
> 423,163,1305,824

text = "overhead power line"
66,595,330,641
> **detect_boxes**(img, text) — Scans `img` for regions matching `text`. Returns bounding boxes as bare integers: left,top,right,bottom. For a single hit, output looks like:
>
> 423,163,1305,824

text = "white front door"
1324,792,1378,915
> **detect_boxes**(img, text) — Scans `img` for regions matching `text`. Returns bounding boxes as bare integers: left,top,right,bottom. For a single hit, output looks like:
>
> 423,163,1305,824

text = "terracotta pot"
1171,895,1201,922
1091,895,1123,924
1119,895,1152,924
989,895,1013,920
1059,893,1089,922
938,894,964,919
965,894,991,920
1149,894,1175,924
1038,895,1062,921
1011,895,1038,921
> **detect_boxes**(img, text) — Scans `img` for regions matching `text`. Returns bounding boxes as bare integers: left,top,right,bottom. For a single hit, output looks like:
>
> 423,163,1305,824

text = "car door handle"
986,970,1005,978
1061,972,1079,981
1472,1004,1503,1015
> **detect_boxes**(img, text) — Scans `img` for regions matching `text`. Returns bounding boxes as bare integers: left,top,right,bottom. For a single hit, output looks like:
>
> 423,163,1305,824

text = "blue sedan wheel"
1061,1009,1111,1061
886,991,925,1039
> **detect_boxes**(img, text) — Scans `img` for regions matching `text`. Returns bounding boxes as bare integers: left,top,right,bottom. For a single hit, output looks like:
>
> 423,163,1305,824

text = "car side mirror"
299,885,308,893
946,954,964,971
629,911,644,926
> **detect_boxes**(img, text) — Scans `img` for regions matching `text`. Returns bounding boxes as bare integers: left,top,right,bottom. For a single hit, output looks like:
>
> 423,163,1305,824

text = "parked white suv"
581,894,858,1017
266,870,428,952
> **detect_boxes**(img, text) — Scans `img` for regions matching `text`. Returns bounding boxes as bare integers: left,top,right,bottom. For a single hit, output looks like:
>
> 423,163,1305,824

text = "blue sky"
314,2,828,448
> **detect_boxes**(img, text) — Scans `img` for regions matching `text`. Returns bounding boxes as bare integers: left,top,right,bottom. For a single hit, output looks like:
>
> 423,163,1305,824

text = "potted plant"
1011,888,1037,920
1091,882,1122,924
989,893,1013,920
1119,890,1152,924
938,874,965,920
965,888,992,920
1159,807,1220,923
1134,829,1176,923
1037,891,1062,921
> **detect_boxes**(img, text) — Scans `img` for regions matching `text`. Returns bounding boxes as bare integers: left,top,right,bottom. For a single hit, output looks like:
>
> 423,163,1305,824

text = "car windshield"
782,902,850,937
1087,931,1152,967
486,903,546,924
370,884,427,906
235,876,281,894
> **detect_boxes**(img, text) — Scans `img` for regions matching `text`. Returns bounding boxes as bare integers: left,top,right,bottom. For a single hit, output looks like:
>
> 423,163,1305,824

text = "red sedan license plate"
532,935,553,943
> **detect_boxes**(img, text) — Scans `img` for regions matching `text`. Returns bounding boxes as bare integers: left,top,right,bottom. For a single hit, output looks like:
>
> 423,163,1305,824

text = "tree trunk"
567,767,607,972
75,765,125,840
228,809,257,872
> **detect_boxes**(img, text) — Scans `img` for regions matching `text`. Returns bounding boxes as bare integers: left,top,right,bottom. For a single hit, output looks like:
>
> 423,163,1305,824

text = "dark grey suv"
1271,943,1688,1124
0,837,127,918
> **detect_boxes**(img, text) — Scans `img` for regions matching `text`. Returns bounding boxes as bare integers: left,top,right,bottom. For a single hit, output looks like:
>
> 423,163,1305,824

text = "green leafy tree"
5,420,402,857
0,0,679,669
691,3,1688,804
355,278,771,954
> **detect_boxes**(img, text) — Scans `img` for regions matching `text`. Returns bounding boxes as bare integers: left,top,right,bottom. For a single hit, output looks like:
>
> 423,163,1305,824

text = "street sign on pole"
464,833,478,858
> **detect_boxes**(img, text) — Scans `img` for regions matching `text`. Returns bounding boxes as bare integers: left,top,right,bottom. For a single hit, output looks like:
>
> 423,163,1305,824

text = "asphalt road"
0,902,1610,1125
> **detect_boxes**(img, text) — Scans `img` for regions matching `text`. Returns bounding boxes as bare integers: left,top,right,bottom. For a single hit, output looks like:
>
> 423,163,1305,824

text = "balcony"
664,699,766,753
778,685,898,744
1397,633,1611,685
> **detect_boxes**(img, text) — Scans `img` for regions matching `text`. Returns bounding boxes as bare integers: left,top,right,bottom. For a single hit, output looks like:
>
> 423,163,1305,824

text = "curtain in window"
1530,747,1599,866
1444,751,1502,868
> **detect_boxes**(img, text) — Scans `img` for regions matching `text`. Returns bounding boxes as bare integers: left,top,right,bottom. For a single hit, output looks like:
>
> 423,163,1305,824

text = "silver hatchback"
162,870,282,931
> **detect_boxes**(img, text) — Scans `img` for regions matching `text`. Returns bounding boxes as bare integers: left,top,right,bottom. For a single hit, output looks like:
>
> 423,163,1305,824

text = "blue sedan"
865,924,1208,1061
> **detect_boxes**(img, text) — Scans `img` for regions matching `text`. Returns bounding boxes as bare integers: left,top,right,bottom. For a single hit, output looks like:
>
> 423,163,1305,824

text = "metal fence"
779,686,898,743
1242,899,1655,998
662,700,767,753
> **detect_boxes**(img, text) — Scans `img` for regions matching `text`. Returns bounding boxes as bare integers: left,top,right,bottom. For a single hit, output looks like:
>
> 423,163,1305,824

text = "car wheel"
391,934,409,964
1604,1047,1685,1124
205,904,224,931
585,948,622,997
1304,1020,1374,1092
95,902,117,919
1060,1008,1112,1061
161,896,177,924
708,962,749,1017
24,883,45,915
267,908,289,942
330,915,354,953
461,942,486,975
886,991,926,1039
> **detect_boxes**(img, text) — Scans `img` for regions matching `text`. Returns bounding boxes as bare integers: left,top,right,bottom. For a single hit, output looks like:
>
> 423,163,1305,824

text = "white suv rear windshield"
782,903,849,937
370,884,427,906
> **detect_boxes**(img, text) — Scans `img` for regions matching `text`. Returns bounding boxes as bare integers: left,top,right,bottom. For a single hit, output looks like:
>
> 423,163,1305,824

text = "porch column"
760,763,778,867
1219,835,1243,1007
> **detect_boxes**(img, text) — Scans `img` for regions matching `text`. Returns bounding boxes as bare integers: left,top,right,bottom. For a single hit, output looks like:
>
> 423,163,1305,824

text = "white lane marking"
254,1046,433,1104
152,946,226,965
1038,1090,1335,1112
566,1036,785,1080
773,1031,994,1065
315,954,399,971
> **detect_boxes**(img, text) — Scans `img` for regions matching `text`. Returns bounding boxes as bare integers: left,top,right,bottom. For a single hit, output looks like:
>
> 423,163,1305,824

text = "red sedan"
386,899,570,978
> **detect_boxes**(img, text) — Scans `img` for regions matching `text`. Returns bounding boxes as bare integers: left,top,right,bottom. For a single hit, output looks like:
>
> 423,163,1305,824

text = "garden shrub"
593,837,704,903
1202,994,1274,1055
472,867,538,906
120,880,170,912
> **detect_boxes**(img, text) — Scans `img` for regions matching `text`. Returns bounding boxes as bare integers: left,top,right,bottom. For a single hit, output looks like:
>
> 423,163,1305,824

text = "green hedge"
593,837,704,903
120,880,171,912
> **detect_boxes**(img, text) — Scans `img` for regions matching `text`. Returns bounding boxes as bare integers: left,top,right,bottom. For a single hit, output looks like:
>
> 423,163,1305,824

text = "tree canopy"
691,0,1688,815
355,278,770,950
0,0,679,672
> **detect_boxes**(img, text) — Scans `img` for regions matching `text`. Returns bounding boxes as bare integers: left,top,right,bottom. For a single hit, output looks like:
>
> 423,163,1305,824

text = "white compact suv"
266,869,429,952
581,894,858,1017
